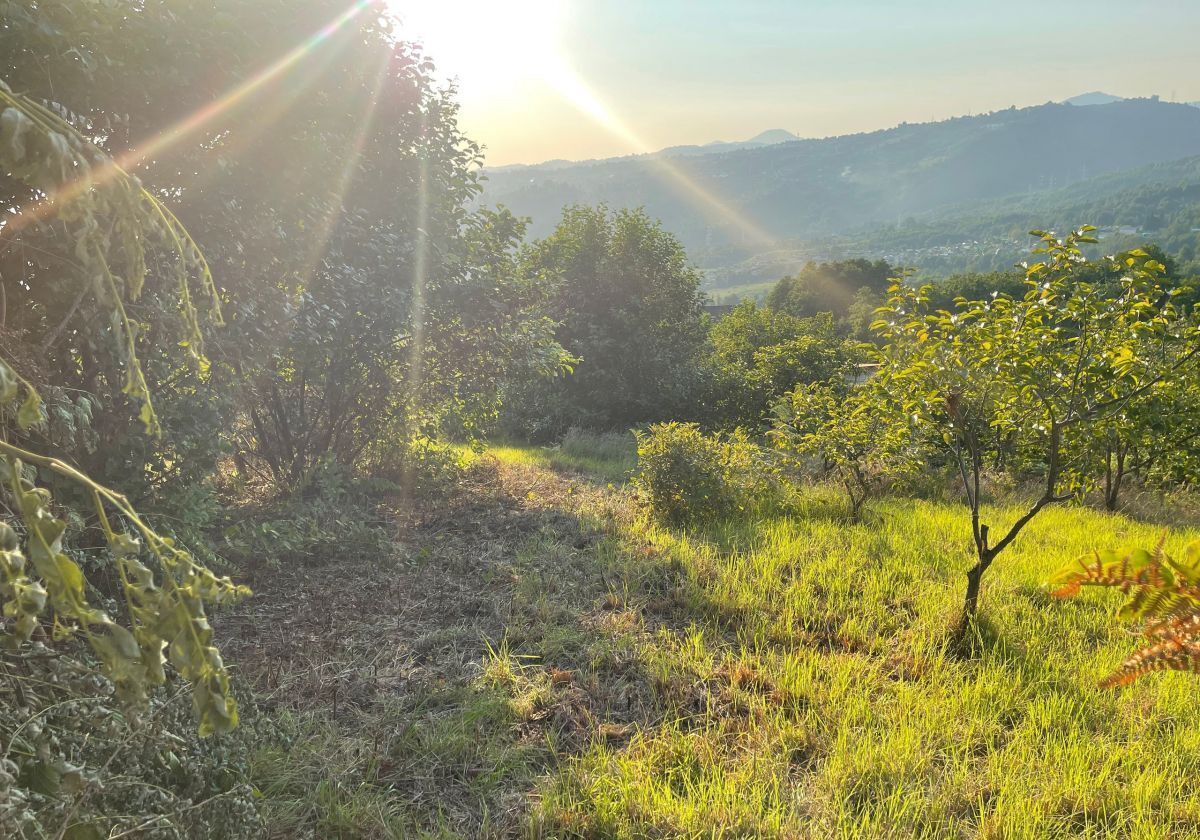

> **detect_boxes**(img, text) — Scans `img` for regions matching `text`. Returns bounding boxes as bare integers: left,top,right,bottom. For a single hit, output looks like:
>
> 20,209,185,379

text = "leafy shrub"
219,463,395,570
0,647,262,838
393,434,473,500
703,305,859,429
634,423,767,526
771,382,915,520
0,86,250,835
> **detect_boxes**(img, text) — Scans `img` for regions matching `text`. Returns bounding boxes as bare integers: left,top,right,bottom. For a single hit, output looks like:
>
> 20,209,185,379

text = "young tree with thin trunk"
874,228,1200,622
770,381,913,521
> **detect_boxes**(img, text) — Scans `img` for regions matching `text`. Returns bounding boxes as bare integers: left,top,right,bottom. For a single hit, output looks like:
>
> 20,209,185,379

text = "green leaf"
16,387,41,430
0,361,17,403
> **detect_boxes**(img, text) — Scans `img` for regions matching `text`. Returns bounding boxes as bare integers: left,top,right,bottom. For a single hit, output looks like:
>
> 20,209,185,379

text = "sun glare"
388,0,567,98
388,0,776,248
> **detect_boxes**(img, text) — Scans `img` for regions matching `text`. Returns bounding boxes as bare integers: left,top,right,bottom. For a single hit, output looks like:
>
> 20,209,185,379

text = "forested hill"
845,153,1200,274
480,98,1200,267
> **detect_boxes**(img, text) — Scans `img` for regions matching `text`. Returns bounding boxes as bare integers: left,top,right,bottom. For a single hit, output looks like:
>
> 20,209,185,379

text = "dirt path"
214,455,638,836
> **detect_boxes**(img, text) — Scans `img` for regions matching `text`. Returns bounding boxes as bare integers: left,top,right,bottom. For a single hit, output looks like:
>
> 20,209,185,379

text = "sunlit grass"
250,440,1200,837
488,429,637,485
529,495,1200,838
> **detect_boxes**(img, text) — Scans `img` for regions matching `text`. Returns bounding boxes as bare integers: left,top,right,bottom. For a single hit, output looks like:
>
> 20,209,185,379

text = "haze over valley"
482,93,1200,294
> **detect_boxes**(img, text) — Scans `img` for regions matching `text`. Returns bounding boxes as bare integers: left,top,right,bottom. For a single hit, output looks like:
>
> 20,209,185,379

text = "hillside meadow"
233,433,1200,838
6,5,1200,838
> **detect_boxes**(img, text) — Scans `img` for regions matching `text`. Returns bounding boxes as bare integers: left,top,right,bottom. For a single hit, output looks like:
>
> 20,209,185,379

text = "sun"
387,0,568,99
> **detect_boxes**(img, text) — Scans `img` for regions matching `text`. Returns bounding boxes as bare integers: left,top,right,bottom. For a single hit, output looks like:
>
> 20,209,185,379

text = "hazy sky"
391,0,1200,166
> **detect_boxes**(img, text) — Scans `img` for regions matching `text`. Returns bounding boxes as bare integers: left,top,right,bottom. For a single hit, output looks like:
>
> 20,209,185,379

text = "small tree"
874,228,1200,621
1084,376,1200,510
770,382,912,520
704,305,856,429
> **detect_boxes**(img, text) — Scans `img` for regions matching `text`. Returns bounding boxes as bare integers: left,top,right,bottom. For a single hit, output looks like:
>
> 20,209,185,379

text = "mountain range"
480,96,1200,289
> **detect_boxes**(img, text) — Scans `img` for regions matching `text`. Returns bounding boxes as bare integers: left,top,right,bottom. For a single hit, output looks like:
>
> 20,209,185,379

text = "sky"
388,0,1200,167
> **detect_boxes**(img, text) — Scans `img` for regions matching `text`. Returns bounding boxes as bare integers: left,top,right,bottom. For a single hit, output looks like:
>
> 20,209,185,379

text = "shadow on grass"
948,610,1029,668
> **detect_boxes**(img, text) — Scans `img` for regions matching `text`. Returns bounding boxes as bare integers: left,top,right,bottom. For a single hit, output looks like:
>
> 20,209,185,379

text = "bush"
702,305,858,429
219,462,396,570
0,646,262,838
634,423,768,526
365,433,472,501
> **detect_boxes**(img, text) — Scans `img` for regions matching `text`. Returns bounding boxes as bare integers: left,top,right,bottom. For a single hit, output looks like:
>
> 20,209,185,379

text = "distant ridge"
659,128,799,157
1064,91,1125,106
481,97,1200,279
745,129,799,145
491,129,800,172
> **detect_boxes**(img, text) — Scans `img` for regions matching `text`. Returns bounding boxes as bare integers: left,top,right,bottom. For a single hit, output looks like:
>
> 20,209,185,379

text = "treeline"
637,228,1200,687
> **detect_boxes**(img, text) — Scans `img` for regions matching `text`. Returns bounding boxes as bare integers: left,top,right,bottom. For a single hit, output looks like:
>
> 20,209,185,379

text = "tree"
923,271,1026,312
771,382,913,520
766,258,895,326
874,228,1200,621
505,205,707,439
1081,379,1200,511
0,1,570,492
704,303,857,429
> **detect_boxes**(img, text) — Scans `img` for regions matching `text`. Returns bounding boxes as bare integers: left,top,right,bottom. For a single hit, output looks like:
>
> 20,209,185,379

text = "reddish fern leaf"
1099,628,1200,688
1051,540,1200,688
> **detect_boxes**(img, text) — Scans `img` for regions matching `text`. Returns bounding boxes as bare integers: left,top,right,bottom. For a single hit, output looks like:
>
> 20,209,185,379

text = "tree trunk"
1104,444,1127,512
963,550,992,620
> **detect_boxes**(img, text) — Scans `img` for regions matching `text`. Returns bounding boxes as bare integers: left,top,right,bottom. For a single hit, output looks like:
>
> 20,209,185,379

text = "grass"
531,498,1200,838
245,432,1200,838
488,428,637,485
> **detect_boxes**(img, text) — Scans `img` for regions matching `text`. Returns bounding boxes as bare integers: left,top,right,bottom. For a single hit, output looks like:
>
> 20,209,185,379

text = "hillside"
233,435,1200,836
838,155,1200,275
481,98,1200,283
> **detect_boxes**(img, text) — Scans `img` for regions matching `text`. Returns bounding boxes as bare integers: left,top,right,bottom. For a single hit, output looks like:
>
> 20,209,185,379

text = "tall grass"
249,439,1200,837
530,497,1200,837
489,428,637,484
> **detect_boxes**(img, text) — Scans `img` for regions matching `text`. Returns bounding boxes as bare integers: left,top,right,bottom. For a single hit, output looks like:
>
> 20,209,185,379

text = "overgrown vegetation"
634,423,769,526
7,2,1200,837
240,437,1200,837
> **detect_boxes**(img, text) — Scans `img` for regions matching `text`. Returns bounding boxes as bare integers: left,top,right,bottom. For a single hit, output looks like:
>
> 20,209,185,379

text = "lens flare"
391,0,777,254
546,65,779,253
7,0,381,234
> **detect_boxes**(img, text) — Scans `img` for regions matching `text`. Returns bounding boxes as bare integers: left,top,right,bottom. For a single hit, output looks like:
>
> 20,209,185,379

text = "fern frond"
1144,609,1200,640
1051,540,1200,688
1048,545,1173,600
1122,585,1198,623
1099,615,1200,687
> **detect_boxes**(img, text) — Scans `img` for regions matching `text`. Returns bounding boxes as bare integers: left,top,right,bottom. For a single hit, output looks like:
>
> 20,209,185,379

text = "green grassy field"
486,429,638,485
247,437,1200,838
704,279,776,305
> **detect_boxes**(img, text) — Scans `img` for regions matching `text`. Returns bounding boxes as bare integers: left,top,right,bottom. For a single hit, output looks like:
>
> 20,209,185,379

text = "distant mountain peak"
1064,91,1126,106
746,129,799,145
